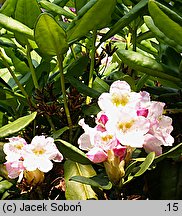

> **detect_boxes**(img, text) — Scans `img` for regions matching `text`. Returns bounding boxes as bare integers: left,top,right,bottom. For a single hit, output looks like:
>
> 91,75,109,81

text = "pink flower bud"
137,108,149,117
86,148,108,163
113,145,126,161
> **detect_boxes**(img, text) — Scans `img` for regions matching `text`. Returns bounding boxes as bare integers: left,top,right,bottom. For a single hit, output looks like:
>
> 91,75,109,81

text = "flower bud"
23,169,44,187
104,150,125,185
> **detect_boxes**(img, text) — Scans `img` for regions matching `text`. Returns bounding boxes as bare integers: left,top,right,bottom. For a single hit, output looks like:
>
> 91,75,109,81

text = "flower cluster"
3,136,63,181
78,81,174,163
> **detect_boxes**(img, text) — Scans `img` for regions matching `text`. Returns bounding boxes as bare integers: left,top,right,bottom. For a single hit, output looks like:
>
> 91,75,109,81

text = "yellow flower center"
101,134,113,142
111,93,129,107
14,143,24,150
32,148,46,155
118,120,135,132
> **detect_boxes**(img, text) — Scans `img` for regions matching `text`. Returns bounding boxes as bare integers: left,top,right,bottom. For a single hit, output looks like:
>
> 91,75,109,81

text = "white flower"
22,136,63,173
3,137,27,162
98,81,141,113
106,110,150,147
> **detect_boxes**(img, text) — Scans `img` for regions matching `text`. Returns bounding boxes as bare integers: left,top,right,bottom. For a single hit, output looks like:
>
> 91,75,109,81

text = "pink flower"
113,145,126,161
95,112,108,132
86,147,108,163
143,134,163,156
5,161,25,180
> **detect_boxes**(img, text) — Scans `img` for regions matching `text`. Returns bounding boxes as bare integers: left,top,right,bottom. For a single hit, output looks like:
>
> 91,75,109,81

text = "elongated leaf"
66,55,89,77
70,174,112,190
55,139,92,165
15,0,41,29
52,126,69,139
0,112,37,138
67,0,117,42
148,0,182,47
39,1,75,19
35,13,69,56
116,49,181,83
134,152,155,177
144,16,182,53
66,76,100,98
75,0,88,12
92,77,109,93
0,37,16,49
100,0,148,43
0,14,34,40
154,143,182,163
0,0,18,16
64,160,97,200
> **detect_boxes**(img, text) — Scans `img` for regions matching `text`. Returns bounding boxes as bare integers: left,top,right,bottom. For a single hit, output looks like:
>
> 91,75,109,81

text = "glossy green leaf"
75,0,88,12
92,77,109,93
0,180,13,194
0,0,18,16
64,160,97,200
34,13,69,56
55,139,92,165
100,0,148,43
15,0,41,29
116,49,181,84
0,14,34,40
154,143,182,164
148,0,182,47
134,152,155,177
39,1,75,19
52,126,69,139
66,76,100,98
0,112,37,138
67,0,117,42
70,174,112,190
144,16,182,53
66,55,89,77
4,48,30,75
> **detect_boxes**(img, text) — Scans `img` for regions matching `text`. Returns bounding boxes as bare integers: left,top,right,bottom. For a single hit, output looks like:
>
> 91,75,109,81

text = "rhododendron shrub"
78,81,174,184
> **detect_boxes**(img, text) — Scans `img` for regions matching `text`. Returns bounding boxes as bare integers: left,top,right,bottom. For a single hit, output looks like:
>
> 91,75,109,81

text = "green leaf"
100,0,148,43
52,126,69,139
116,49,181,84
64,160,97,200
66,76,100,98
92,77,109,93
66,55,89,77
0,112,37,138
0,142,6,163
154,143,182,164
0,37,16,49
55,139,92,165
0,180,13,194
39,1,75,19
15,0,41,29
134,152,155,177
0,0,18,16
34,13,69,56
70,174,112,190
67,0,117,42
0,14,34,40
148,0,182,47
75,0,89,12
